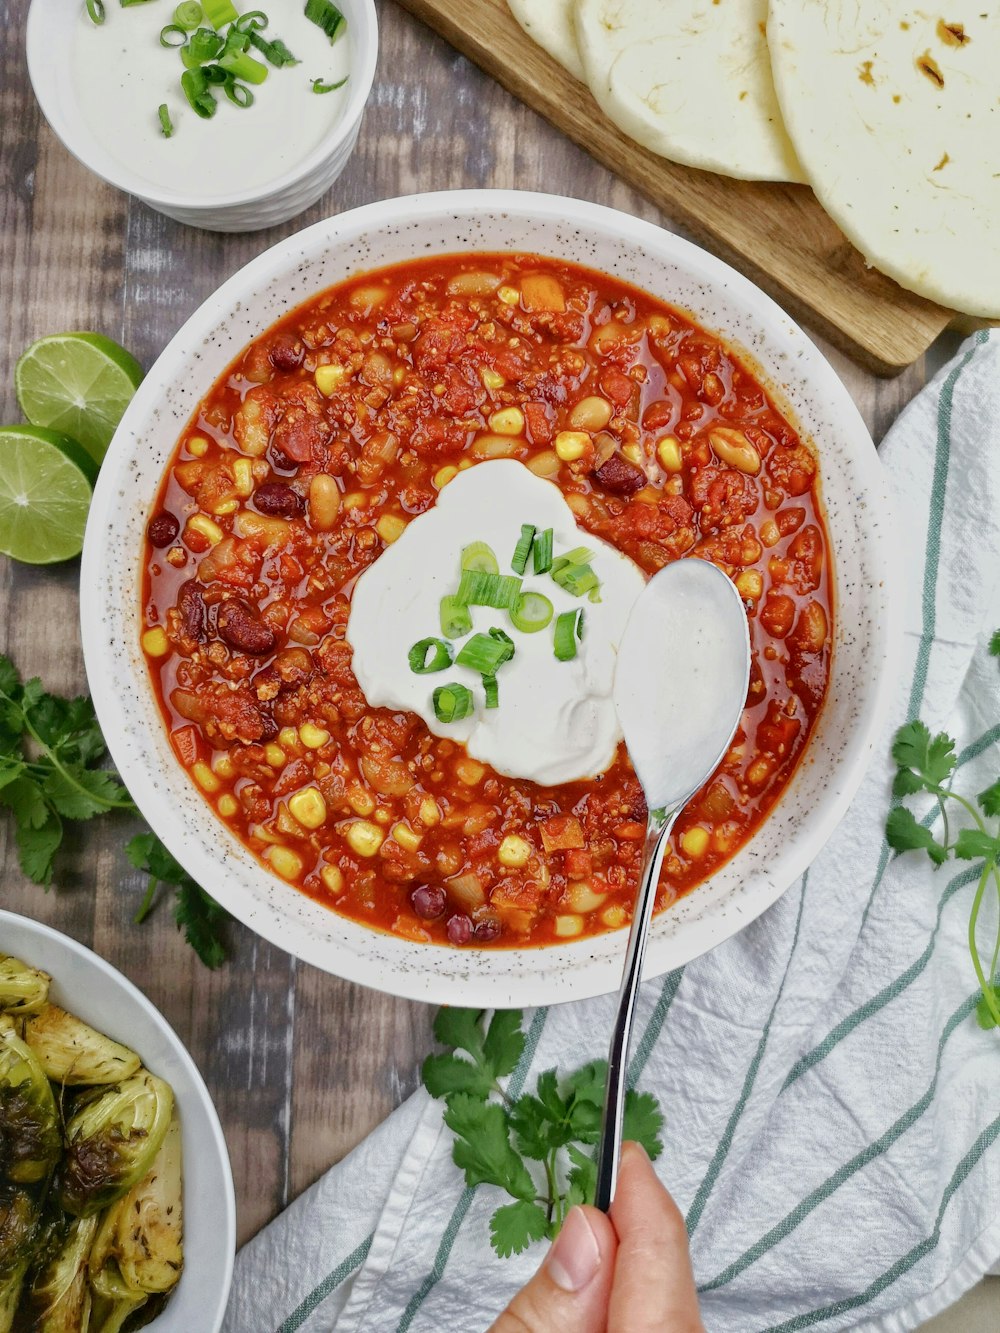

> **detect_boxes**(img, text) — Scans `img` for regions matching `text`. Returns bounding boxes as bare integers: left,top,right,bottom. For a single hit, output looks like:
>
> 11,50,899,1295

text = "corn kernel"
348,787,376,816
376,513,407,544
680,826,710,858
656,436,683,472
568,396,613,432
746,758,773,788
374,808,392,825
211,752,235,779
264,744,287,768
458,459,473,470
208,496,239,516
321,864,344,895
497,285,520,305
299,723,330,750
498,834,531,868
187,435,209,457
265,845,304,880
419,797,441,827
554,431,589,462
393,822,423,851
141,627,169,657
481,367,505,390
315,363,346,395
232,457,254,498
600,904,628,929
218,794,239,818
433,465,458,490
289,786,328,830
343,492,367,510
345,819,384,857
186,513,224,547
278,726,299,751
488,406,525,436
622,443,644,466
455,758,486,786
251,822,284,845
735,570,764,601
192,762,220,794
554,913,584,938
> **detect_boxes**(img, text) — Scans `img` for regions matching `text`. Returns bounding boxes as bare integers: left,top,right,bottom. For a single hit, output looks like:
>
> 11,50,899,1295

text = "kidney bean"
446,913,473,945
176,580,206,641
594,450,646,496
147,511,180,548
411,885,447,921
217,599,277,656
253,482,304,518
269,336,303,374
473,919,501,943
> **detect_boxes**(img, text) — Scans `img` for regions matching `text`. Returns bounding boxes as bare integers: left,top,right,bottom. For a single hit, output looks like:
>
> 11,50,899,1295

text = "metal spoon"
594,558,751,1211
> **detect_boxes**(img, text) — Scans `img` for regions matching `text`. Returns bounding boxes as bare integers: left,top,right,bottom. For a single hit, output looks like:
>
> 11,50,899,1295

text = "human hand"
490,1141,703,1332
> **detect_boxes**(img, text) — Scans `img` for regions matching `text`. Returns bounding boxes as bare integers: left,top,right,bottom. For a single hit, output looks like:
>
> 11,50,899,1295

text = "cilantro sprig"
422,1008,664,1257
885,630,1000,1030
0,653,228,968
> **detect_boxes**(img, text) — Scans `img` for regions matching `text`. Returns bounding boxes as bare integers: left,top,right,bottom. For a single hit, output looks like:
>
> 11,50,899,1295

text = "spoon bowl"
595,558,751,1209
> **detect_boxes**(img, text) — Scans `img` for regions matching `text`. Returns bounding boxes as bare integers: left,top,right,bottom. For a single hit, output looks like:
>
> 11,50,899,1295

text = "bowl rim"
24,0,379,212
0,906,236,1331
79,188,904,1008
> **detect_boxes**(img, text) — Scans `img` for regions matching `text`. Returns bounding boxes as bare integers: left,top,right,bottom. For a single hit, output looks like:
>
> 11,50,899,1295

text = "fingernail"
547,1207,601,1292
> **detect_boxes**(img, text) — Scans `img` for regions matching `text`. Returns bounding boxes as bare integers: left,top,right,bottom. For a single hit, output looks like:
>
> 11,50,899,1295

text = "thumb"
489,1205,618,1333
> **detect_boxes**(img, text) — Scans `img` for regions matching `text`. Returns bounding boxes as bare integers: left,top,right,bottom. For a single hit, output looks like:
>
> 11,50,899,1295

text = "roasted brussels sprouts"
57,1073,173,1218
21,1008,140,1088
111,1112,182,1296
0,958,49,1018
0,1190,37,1333
0,1024,60,1187
88,1259,147,1333
18,1214,98,1332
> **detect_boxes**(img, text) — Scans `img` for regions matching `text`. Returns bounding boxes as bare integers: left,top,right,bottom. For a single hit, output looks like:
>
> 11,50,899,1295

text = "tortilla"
575,0,803,182
768,2,1000,316
507,0,585,81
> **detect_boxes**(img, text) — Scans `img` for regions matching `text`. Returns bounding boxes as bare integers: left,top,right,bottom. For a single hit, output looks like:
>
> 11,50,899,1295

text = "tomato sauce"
140,254,833,948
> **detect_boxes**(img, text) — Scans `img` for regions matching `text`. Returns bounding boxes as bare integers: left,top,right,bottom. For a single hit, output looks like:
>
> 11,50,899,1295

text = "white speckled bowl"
25,0,378,232
80,191,902,1008
0,910,235,1331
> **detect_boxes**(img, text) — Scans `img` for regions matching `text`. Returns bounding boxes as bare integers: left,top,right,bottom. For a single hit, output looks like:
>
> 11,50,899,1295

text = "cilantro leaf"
433,1008,487,1063
954,828,1000,862
444,1095,535,1200
42,765,131,821
623,1090,665,1160
15,812,63,886
977,779,1000,819
490,1201,549,1258
421,1052,495,1101
885,806,948,865
891,720,956,790
482,1009,526,1079
2,775,51,832
174,882,228,970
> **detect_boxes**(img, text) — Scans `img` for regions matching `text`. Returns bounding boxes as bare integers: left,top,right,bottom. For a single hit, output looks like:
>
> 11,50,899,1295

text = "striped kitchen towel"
224,329,1000,1332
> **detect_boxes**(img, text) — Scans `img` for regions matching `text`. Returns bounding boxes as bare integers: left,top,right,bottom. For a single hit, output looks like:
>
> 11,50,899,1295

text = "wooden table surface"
0,0,968,1266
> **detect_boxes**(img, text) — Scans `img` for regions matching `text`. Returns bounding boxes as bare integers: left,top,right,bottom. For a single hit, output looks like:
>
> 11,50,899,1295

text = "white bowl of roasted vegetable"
0,911,234,1332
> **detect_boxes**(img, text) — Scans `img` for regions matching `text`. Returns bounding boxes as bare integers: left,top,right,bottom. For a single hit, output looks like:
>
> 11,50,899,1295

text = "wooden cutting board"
396,0,958,375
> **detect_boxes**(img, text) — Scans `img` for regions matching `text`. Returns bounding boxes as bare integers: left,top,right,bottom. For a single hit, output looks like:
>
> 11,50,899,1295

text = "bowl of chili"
80,190,901,1007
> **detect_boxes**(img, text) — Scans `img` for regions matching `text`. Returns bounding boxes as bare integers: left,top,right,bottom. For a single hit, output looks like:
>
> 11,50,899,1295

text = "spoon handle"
594,807,677,1213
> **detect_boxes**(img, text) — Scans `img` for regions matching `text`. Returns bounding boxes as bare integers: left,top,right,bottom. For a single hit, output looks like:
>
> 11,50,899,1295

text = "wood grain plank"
395,0,954,375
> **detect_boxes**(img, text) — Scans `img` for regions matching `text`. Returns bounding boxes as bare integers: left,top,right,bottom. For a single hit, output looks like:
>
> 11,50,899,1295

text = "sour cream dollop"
347,460,647,787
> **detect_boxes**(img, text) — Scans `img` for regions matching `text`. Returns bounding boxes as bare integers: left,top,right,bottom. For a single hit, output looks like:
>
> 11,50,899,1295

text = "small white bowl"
80,190,902,1009
26,0,378,232
0,910,235,1332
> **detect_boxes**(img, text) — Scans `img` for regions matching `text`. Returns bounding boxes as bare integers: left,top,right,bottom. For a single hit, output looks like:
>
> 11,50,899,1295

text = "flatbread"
575,0,803,182
768,2,1000,316
507,0,585,81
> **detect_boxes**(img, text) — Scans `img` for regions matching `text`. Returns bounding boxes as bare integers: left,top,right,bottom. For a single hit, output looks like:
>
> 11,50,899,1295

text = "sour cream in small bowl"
26,0,377,231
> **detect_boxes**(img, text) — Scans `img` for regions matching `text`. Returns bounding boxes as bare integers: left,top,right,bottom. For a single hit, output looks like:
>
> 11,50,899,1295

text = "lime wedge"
0,427,99,565
15,333,143,464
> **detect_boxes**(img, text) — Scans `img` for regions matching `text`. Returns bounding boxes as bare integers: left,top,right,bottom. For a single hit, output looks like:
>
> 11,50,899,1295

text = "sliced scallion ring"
224,77,254,107
201,61,228,83
510,523,535,575
173,1,203,28
551,559,601,600
250,31,298,65
440,595,473,640
311,75,348,92
85,0,106,25
432,683,474,724
455,569,522,610
509,591,553,634
553,608,585,662
180,67,217,117
234,8,268,30
304,0,346,42
186,26,224,61
160,23,189,46
461,541,498,574
532,527,553,574
483,675,499,710
201,0,238,29
455,631,514,676
408,637,453,675
219,47,269,83
157,103,174,137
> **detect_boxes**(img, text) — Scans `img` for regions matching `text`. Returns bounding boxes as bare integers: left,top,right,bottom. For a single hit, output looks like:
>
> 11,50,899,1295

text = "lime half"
0,427,99,564
15,332,143,464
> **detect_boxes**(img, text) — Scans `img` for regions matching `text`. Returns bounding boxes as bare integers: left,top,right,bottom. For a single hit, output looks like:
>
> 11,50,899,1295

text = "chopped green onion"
408,637,453,675
551,560,601,600
222,26,250,52
85,0,106,25
483,676,499,710
180,67,217,117
186,26,225,61
432,683,474,724
304,0,346,42
455,632,513,676
224,76,254,106
173,0,203,28
219,47,269,82
311,75,348,92
509,591,553,634
250,31,299,65
234,7,267,29
488,627,516,659
157,103,174,137
201,61,228,82
120,0,156,6
461,541,498,574
201,0,238,28
510,524,535,575
440,595,473,640
532,527,553,574
553,608,585,662
455,569,522,611
558,546,594,567
160,23,189,45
